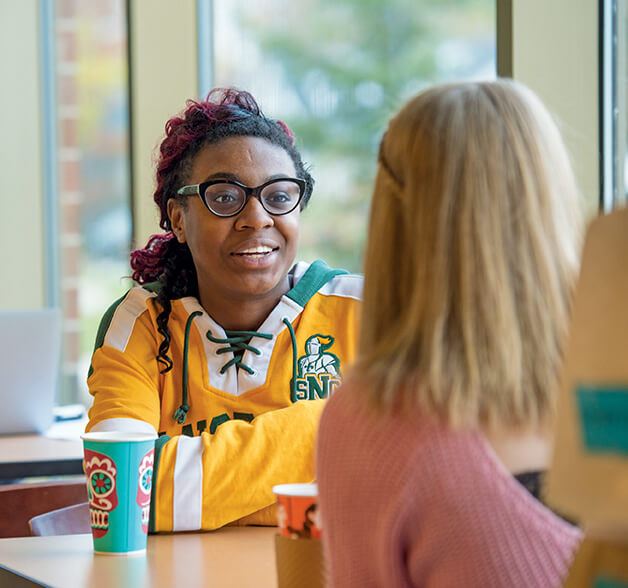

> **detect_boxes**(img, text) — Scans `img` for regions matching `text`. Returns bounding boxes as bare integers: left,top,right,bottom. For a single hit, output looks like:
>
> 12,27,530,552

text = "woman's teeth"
237,246,274,256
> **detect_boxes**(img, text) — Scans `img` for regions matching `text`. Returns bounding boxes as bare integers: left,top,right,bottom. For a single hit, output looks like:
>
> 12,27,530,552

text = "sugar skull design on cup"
84,449,118,538
136,449,154,534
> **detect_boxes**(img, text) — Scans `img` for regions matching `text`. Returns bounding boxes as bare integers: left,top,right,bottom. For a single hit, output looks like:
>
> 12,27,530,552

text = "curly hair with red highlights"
129,88,314,372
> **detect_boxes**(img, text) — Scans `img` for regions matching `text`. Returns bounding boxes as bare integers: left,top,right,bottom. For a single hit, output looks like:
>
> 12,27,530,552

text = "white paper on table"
44,409,89,440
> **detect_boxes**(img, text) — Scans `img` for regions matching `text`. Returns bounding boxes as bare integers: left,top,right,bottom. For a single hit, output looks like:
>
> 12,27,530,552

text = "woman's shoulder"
405,424,582,542
99,282,196,317
93,285,160,346
101,284,159,319
320,385,578,518
318,380,442,483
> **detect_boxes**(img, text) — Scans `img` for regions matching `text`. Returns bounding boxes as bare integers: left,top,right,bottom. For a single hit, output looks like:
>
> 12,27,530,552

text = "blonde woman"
316,80,583,587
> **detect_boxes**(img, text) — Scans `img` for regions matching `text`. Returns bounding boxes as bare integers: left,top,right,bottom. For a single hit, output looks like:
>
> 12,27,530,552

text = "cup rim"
272,483,318,497
81,431,158,443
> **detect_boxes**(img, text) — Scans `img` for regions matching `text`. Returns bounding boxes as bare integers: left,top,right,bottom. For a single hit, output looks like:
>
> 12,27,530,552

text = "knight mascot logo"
292,334,342,401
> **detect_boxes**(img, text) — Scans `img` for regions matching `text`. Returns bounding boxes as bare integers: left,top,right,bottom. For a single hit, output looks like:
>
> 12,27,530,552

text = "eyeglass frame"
176,177,306,218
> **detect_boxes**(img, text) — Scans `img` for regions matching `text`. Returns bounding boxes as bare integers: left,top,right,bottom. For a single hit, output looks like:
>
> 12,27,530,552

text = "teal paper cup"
81,431,157,555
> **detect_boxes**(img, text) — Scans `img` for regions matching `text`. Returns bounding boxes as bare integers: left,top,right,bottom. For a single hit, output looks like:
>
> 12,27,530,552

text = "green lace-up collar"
206,329,273,375
173,313,275,425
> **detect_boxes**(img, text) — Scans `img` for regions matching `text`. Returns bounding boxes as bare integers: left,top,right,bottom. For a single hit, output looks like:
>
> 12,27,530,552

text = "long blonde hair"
357,80,582,429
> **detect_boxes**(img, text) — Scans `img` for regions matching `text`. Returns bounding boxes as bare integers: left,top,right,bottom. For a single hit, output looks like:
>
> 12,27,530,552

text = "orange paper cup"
272,483,321,539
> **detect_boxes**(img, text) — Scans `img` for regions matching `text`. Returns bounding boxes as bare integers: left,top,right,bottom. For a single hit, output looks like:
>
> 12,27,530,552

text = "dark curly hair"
129,88,314,373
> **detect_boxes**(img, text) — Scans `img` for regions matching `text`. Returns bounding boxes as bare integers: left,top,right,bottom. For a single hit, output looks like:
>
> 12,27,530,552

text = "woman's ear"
167,199,187,243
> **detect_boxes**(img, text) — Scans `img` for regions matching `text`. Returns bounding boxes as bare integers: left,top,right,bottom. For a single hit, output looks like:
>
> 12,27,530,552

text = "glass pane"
604,0,628,212
621,0,628,207
54,0,132,405
213,0,495,272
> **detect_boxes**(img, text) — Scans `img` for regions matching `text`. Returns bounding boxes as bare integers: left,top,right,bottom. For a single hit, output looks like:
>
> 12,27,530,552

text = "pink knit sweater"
316,382,582,587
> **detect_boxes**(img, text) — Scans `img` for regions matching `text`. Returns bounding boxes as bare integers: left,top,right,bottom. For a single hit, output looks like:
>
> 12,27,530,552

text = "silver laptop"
0,308,61,435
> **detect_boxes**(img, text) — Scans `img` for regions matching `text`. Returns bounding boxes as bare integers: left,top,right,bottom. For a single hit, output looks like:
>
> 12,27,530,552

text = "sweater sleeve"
384,432,583,588
151,399,325,532
401,442,583,588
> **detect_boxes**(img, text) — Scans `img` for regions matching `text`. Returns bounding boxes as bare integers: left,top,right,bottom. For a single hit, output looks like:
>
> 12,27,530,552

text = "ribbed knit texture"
316,382,582,587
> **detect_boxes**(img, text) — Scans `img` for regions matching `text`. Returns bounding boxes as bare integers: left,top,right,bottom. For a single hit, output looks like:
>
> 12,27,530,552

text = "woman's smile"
230,240,281,267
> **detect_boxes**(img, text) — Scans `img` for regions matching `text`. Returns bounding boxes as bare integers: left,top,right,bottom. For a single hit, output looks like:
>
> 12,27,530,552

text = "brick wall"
56,0,82,403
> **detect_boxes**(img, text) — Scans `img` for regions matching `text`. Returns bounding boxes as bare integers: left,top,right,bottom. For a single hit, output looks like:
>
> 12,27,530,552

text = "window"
211,0,496,272
52,0,132,404
601,0,628,211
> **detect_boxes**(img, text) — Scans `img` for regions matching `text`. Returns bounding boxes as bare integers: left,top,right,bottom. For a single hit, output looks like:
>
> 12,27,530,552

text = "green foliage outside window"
218,0,495,272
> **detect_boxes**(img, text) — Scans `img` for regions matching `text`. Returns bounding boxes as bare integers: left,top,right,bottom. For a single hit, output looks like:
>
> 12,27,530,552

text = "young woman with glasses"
85,89,361,532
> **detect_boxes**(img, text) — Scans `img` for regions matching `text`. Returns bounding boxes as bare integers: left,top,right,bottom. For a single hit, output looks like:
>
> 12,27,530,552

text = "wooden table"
0,418,87,481
0,434,84,481
0,527,278,587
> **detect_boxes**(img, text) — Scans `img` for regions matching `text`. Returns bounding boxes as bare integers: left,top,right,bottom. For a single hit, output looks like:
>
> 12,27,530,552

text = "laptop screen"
0,309,61,435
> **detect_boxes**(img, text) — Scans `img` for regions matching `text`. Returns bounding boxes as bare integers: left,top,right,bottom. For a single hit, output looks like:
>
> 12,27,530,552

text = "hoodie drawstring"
173,310,203,424
282,318,299,403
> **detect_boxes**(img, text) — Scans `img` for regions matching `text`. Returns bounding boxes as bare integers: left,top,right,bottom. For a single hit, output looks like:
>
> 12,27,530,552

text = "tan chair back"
547,207,628,528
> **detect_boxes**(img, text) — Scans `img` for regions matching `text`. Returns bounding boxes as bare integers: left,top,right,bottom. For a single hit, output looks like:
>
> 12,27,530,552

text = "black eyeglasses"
176,177,306,217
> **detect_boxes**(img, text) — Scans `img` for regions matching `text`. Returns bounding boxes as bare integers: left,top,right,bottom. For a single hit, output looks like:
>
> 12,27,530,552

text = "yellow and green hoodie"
86,260,361,532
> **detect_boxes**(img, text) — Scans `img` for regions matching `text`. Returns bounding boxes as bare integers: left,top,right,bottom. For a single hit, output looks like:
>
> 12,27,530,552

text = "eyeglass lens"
203,180,301,216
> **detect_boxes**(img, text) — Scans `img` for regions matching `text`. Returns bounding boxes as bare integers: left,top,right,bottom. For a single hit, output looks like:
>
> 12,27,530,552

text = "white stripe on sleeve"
319,273,363,301
104,288,154,352
173,435,204,531
89,418,157,435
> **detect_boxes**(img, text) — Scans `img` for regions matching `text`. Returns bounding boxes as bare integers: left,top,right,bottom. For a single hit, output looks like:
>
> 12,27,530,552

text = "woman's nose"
234,195,274,230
